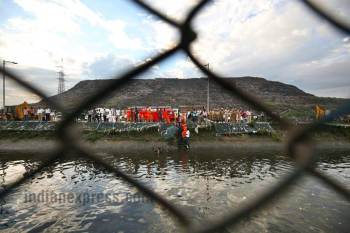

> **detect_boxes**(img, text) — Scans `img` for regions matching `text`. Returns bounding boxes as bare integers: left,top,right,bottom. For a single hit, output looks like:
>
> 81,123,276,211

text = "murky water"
0,147,349,233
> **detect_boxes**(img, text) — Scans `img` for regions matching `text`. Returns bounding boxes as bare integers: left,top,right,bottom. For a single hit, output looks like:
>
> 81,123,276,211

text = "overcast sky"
0,0,349,106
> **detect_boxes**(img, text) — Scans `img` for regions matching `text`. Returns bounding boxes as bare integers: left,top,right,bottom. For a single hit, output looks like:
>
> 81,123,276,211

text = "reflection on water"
0,148,349,233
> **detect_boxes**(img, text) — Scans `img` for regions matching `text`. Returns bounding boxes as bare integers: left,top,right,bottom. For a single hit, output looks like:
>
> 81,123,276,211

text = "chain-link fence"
0,0,349,232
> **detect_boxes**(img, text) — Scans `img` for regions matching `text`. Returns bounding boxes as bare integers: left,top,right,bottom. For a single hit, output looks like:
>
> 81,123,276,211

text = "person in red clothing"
140,108,145,122
145,108,151,122
163,109,170,124
148,108,153,122
168,109,174,123
152,110,159,122
181,124,187,139
126,109,131,122
180,123,190,149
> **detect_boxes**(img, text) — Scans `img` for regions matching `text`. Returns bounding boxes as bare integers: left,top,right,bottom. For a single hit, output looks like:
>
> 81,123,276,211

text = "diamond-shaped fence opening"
0,0,349,232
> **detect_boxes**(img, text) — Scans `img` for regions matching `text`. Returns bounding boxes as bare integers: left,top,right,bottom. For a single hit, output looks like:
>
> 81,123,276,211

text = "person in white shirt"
37,108,43,121
50,111,56,122
246,110,252,123
45,108,51,121
184,129,190,149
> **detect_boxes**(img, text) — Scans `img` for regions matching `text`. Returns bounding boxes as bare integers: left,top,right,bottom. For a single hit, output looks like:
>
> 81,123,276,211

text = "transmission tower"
57,70,65,94
57,62,65,94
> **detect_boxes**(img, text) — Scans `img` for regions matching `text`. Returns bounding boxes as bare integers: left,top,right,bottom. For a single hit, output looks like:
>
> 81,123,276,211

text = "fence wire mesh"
0,0,350,232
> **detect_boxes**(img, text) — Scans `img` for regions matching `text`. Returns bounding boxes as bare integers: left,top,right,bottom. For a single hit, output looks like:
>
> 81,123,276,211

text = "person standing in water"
184,128,190,150
181,123,190,150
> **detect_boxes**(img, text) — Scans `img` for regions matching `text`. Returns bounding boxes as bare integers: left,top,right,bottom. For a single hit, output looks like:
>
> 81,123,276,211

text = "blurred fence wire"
0,0,350,232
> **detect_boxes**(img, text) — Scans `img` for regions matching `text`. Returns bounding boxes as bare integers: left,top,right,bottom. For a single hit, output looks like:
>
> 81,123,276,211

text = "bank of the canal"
0,136,350,156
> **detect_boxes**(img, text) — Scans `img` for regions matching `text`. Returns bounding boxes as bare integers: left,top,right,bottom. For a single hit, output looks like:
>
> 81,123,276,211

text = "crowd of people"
84,107,177,123
25,108,59,121
1,105,261,151
0,106,60,121
3,104,259,125
208,109,256,123
82,107,258,124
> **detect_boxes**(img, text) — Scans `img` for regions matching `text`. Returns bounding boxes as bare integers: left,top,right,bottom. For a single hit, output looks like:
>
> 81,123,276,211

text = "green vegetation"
271,131,283,142
0,130,56,141
310,125,350,142
0,124,348,143
83,128,161,142
282,108,313,119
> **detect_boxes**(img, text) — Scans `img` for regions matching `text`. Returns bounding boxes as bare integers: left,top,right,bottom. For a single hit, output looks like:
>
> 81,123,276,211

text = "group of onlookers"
83,107,210,124
208,108,256,123
86,108,131,123
21,107,57,121
85,108,178,123
82,106,258,124
2,104,258,124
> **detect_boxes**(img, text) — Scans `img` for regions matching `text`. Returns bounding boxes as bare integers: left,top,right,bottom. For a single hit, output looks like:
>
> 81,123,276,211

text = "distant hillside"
38,77,347,119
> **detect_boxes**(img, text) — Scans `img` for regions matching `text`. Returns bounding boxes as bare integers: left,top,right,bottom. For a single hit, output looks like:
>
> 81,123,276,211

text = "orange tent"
315,105,326,120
